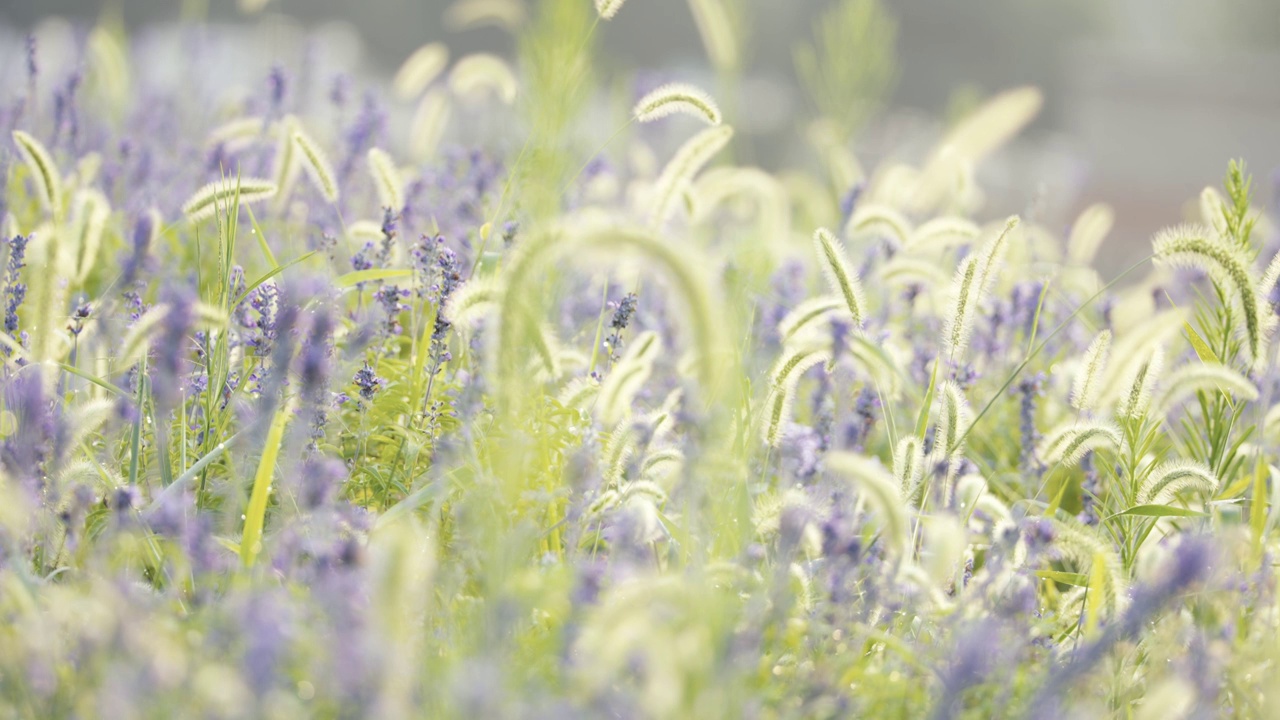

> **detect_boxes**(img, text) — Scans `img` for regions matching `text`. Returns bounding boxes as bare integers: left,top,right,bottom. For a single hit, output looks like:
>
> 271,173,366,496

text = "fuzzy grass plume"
633,83,722,125
1038,420,1122,467
393,43,450,100
449,53,519,104
292,124,340,203
12,130,62,216
1071,329,1112,412
1153,224,1264,368
813,227,866,328
181,177,277,222
367,147,405,211
594,0,627,20
647,125,735,226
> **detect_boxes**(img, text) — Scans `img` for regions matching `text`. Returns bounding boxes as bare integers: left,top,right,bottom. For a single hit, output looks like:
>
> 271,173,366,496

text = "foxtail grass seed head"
1153,224,1264,368
271,114,301,204
824,452,908,555
893,435,925,496
1139,460,1218,505
292,125,340,203
633,83,722,125
444,0,527,32
777,295,842,344
71,189,109,284
12,130,61,215
1067,203,1114,265
975,215,1019,292
1070,330,1112,412
1155,362,1257,413
1115,348,1163,419
181,178,277,222
812,227,866,328
942,254,981,359
205,116,266,151
409,89,453,161
1038,420,1121,468
599,330,662,425
762,344,829,447
846,203,911,245
367,147,405,212
595,0,627,20
393,43,450,100
877,256,949,291
936,380,971,460
934,86,1043,164
907,216,980,252
448,53,518,105
688,0,740,71
647,125,734,225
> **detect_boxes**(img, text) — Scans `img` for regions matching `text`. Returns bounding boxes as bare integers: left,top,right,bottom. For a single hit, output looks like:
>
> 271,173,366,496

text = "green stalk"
241,405,290,568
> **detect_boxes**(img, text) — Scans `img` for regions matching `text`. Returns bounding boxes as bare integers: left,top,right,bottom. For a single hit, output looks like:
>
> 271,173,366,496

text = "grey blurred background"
1,0,1278,255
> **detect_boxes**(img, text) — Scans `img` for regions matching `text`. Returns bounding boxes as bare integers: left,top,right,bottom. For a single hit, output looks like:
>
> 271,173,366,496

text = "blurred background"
0,0,1278,260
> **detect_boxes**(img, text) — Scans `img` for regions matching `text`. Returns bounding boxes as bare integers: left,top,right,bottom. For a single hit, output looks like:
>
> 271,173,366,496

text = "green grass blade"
232,251,318,307
336,268,413,287
915,359,938,441
1108,504,1208,520
241,407,290,568
241,202,279,268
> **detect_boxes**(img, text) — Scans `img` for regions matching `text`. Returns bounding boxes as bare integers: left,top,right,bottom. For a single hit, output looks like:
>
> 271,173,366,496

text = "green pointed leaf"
232,251,318,307
1218,473,1252,501
336,268,412,288
1110,504,1208,520
1036,569,1088,587
1183,320,1219,363
916,359,938,440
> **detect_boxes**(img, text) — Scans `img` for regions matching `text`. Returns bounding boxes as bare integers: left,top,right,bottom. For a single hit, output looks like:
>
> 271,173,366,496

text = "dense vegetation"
0,0,1278,717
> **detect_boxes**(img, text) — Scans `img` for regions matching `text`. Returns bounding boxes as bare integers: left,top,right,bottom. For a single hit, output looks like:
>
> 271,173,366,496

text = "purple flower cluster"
3,234,27,336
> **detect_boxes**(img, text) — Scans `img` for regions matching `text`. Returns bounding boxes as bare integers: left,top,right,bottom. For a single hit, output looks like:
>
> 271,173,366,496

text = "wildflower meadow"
0,0,1278,717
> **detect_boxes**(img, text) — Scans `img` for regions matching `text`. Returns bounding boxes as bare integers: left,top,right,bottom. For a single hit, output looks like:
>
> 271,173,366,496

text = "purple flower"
268,65,287,112
340,91,386,182
25,34,37,83
351,242,375,272
353,363,382,401
1077,452,1100,526
151,286,196,416
1015,372,1045,471
120,213,155,287
1011,281,1045,338
839,182,864,226
844,385,879,451
1,371,57,489
4,234,29,336
931,619,1003,720
236,280,279,357
329,73,351,109
300,310,333,404
298,456,346,509
604,292,638,364
241,590,293,695
69,302,91,336
51,69,81,149
377,207,399,265
375,285,410,336
110,485,141,514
